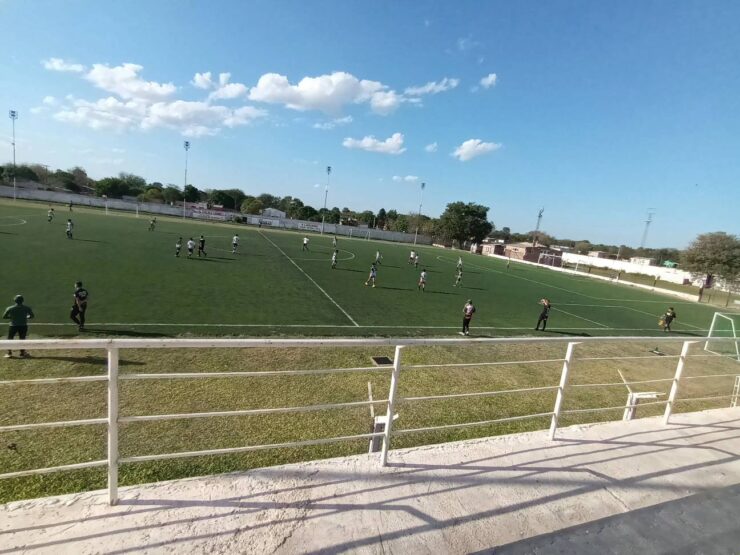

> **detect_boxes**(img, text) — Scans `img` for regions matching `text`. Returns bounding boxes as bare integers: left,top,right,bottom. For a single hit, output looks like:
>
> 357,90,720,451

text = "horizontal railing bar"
0,375,107,386
0,336,713,351
682,374,740,380
400,385,559,403
675,395,733,402
120,366,387,380
576,355,679,361
119,399,388,423
119,432,383,463
394,412,555,435
0,459,108,480
403,358,565,369
562,401,668,414
570,378,674,388
0,417,108,432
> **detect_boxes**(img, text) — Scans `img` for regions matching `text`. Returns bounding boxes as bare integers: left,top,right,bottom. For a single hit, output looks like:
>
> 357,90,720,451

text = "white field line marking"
435,255,697,305
292,249,356,262
617,369,633,394
621,305,705,331
259,230,359,327
551,307,609,328
0,217,27,226
30,322,709,332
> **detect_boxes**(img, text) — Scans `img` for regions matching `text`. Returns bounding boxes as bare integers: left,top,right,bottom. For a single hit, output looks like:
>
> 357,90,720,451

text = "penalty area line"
258,231,360,327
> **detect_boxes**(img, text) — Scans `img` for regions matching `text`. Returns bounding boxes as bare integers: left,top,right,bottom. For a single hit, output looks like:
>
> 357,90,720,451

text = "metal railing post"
107,347,119,505
549,342,579,440
381,345,403,466
663,341,696,425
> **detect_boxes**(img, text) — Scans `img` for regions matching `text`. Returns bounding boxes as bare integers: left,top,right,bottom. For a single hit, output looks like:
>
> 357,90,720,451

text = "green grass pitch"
0,198,721,338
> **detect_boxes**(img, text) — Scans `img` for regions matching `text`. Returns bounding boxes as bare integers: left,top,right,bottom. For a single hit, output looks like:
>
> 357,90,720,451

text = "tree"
95,177,128,198
297,205,318,221
574,241,592,254
183,184,201,202
437,202,493,247
118,172,146,195
376,208,387,229
69,167,93,191
243,198,264,215
162,186,183,204
257,193,280,209
357,210,375,226
530,230,555,247
682,232,740,302
141,187,164,203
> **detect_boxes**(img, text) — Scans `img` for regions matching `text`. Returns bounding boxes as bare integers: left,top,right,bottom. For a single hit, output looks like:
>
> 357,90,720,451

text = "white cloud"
209,82,248,101
30,106,46,114
111,147,126,153
249,71,403,115
191,72,214,89
313,115,353,130
452,139,501,161
54,97,148,132
404,77,460,96
457,36,477,52
343,132,405,155
392,175,418,182
480,73,498,89
424,142,438,153
85,63,176,101
42,58,85,73
42,96,58,106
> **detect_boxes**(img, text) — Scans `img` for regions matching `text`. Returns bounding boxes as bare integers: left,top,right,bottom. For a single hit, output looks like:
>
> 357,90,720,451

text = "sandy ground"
2,407,739,554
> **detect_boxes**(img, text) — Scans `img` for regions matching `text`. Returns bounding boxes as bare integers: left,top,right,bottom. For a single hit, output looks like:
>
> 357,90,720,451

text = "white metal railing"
0,336,738,506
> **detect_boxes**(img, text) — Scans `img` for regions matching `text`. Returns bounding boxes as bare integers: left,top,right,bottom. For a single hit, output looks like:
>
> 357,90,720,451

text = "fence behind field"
0,336,737,505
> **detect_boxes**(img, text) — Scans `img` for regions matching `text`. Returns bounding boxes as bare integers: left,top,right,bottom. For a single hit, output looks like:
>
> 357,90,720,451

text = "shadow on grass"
337,268,364,273
191,258,226,263
0,231,17,235
75,239,107,244
539,330,593,337
456,286,487,291
209,256,236,261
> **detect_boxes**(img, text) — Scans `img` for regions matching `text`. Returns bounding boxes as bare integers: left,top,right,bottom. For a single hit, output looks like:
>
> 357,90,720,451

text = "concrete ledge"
2,408,739,554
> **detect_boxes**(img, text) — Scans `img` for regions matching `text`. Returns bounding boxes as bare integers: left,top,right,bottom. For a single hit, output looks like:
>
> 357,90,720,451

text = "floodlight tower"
321,165,331,234
9,110,18,200
413,182,426,246
182,141,190,218
533,207,544,246
639,209,655,249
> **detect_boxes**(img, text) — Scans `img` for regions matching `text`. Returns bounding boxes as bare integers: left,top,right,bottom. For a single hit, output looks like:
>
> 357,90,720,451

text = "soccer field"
0,199,722,337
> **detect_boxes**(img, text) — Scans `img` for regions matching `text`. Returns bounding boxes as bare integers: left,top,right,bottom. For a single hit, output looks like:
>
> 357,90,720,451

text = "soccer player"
3,294,34,358
70,281,89,331
302,236,310,251
535,298,552,331
454,269,463,287
187,237,195,258
47,208,55,222
374,250,383,265
507,256,511,270
66,219,74,239
198,235,207,257
232,234,240,254
408,250,416,265
662,307,677,332
68,201,73,212
331,249,338,269
457,257,463,271
461,299,476,336
414,253,420,268
418,269,427,292
175,237,182,257
148,217,157,231
332,235,337,248
365,263,377,288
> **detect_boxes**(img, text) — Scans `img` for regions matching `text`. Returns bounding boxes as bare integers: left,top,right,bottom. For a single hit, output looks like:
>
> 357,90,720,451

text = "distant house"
262,207,286,219
481,243,505,256
630,257,655,266
505,242,545,263
588,251,611,259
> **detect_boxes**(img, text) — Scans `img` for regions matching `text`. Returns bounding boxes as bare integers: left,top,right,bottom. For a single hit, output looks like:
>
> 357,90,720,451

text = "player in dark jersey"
70,281,89,331
535,298,552,331
198,235,207,257
3,294,34,358
148,217,157,231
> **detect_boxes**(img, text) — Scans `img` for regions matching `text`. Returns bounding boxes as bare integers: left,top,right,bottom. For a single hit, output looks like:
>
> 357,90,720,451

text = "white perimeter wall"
562,252,702,286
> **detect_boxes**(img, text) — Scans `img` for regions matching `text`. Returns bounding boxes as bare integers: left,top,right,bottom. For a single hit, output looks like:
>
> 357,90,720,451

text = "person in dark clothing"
3,295,34,358
460,299,476,336
70,281,89,331
662,307,677,332
535,298,552,331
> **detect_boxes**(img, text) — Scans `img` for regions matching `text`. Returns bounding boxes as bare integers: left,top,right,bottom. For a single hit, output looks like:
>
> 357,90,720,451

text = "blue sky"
1,0,738,248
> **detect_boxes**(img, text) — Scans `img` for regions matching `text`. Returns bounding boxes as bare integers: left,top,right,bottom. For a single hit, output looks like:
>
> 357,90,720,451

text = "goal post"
705,312,740,361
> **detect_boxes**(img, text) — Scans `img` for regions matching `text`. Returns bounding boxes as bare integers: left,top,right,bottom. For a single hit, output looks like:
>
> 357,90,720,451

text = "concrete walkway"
2,408,739,554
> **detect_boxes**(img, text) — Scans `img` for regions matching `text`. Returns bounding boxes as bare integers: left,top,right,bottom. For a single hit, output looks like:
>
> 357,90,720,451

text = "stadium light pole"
413,181,425,246
323,165,332,232
182,141,190,219
639,208,655,249
533,207,544,246
9,110,18,201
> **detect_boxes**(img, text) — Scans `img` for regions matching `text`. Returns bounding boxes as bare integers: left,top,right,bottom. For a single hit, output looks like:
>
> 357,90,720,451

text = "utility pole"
533,207,544,246
639,209,655,249
9,110,18,200
182,141,190,218
321,165,331,234
413,182,425,246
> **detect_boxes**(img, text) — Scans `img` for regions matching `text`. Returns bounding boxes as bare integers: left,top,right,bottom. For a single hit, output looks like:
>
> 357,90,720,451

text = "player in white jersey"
232,234,240,254
302,237,310,251
332,235,337,248
457,257,463,270
47,208,55,222
331,249,338,269
365,263,377,288
374,250,383,265
187,238,195,258
414,253,420,268
454,268,463,287
418,269,427,291
408,250,416,265
65,219,74,239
